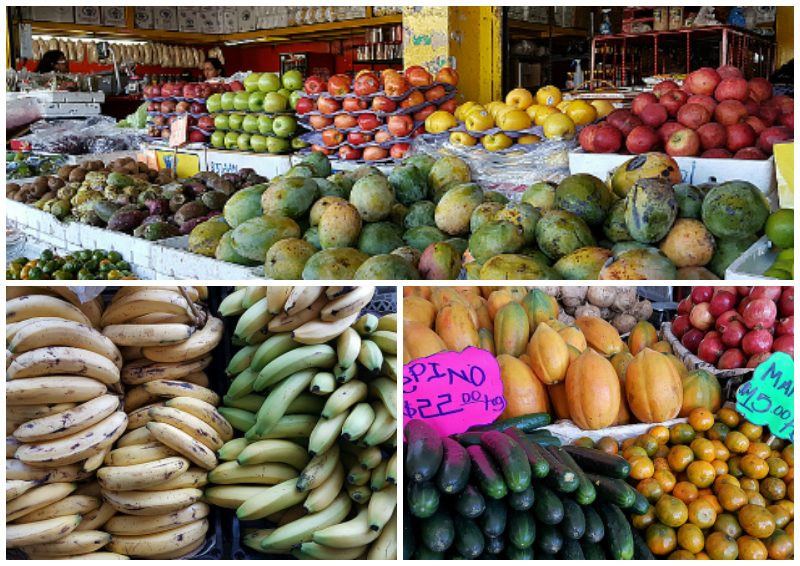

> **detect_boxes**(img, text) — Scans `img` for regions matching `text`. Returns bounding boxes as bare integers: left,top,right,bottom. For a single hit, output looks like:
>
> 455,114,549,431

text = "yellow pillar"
776,6,793,68
402,6,502,104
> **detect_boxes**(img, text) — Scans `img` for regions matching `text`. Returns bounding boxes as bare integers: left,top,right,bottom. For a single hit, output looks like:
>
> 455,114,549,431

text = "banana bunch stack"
6,287,129,558
94,285,226,559
207,285,399,560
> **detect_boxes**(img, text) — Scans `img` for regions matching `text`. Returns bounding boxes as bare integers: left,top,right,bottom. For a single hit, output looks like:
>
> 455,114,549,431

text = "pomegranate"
776,316,794,337
713,285,739,297
749,286,782,301
738,296,752,316
690,302,716,331
718,348,747,369
677,297,694,316
715,310,743,331
773,335,794,358
742,329,774,356
698,331,725,364
778,288,794,317
691,286,715,304
682,328,706,354
737,286,751,296
672,315,692,339
742,298,778,330
709,291,737,317
746,351,772,368
721,321,747,348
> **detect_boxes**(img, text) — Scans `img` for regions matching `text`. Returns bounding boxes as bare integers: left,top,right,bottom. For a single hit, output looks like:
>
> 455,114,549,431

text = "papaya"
404,286,433,300
487,290,514,321
558,326,587,352
499,286,527,303
478,328,496,356
497,354,552,420
609,353,634,427
518,353,532,367
403,320,447,365
459,290,494,332
521,288,559,330
527,322,570,385
566,349,621,430
652,341,672,354
664,353,688,377
679,369,721,417
574,316,625,357
566,345,581,363
403,296,437,329
625,348,683,424
544,319,567,332
610,352,634,380
435,302,480,353
493,301,530,358
430,288,479,328
548,382,570,420
628,320,658,356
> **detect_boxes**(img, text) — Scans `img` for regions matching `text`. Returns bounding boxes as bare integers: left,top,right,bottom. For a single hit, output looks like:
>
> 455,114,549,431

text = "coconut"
574,303,602,318
613,314,637,334
586,286,618,308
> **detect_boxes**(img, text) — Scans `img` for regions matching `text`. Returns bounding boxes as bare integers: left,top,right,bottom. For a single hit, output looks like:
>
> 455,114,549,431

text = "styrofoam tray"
724,236,781,281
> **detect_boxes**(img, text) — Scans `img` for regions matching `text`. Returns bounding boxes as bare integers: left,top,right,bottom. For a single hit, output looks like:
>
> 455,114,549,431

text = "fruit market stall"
402,284,794,560
6,284,398,560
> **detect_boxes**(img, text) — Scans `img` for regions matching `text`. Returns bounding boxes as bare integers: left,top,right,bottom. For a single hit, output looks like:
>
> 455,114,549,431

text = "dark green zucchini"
630,522,656,559
537,443,579,493
435,437,471,495
466,445,508,500
508,509,536,550
532,483,564,525
559,498,586,540
478,498,506,538
407,480,439,518
562,445,631,479
535,522,563,555
485,535,505,555
405,419,443,482
420,506,454,552
470,412,550,433
504,427,549,478
505,545,535,560
452,514,484,559
403,511,415,559
548,445,596,505
628,484,650,516
413,546,444,560
507,484,535,511
480,430,531,493
580,540,606,560
524,432,562,447
452,483,485,519
581,504,605,543
584,473,635,508
594,502,634,560
558,537,585,560
453,432,485,447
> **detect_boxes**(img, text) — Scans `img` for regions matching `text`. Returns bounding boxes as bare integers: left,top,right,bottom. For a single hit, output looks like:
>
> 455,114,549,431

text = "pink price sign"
402,347,506,438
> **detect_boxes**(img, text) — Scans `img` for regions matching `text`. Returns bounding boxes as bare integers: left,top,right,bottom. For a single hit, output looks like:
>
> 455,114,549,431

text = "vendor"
37,50,69,74
203,58,225,80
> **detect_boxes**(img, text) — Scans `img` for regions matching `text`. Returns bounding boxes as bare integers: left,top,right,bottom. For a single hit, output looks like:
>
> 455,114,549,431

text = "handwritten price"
735,352,794,443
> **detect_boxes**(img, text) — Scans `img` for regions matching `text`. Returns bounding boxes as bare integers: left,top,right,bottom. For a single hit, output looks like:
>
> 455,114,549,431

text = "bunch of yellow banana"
211,286,398,560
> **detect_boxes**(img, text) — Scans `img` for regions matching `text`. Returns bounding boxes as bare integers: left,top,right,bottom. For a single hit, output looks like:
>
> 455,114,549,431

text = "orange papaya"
403,286,432,300
494,301,530,358
403,320,447,364
499,285,527,303
521,289,559,330
435,302,480,353
625,348,683,424
487,290,514,321
460,289,494,332
498,354,551,420
574,316,625,357
565,349,621,430
664,353,688,376
478,328,496,356
652,341,672,354
403,296,437,329
628,320,658,355
558,326,587,351
548,382,571,420
610,352,634,380
527,322,570,385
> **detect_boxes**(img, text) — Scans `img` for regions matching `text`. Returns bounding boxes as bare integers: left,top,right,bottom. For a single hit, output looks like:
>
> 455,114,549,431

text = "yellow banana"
298,541,370,559
308,410,349,457
101,488,203,516
376,313,397,333
97,456,190,492
115,427,155,448
321,379,368,419
75,502,117,531
203,485,269,509
106,517,208,557
261,491,351,552
369,330,398,355
142,468,208,491
146,422,218,470
141,317,224,363
164,397,234,441
7,346,121,383
367,483,397,531
111,286,198,304
18,529,111,556
81,447,111,474
6,514,82,549
358,339,383,373
236,439,310,470
103,501,210,536
312,504,380,548
309,371,336,395
125,402,164,431
292,312,360,345
296,443,340,492
319,286,375,322
147,406,224,450
5,459,87,483
6,376,108,405
6,295,92,326
267,294,327,333
141,380,219,406
265,286,293,314
13,395,121,443
218,288,247,317
12,494,99,524
7,482,77,522
236,478,309,521
6,479,43,502
105,441,177,466
102,324,193,347
208,461,297,485
284,286,326,315
124,312,193,326
6,402,78,422
367,508,397,559
100,290,192,327
234,297,273,340
368,377,397,419
8,318,122,368
120,354,212,386
336,327,361,369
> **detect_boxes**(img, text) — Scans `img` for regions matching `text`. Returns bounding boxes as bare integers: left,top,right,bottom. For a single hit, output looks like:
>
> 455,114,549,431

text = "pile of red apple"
672,286,794,370
580,65,794,159
296,66,458,161
145,81,224,144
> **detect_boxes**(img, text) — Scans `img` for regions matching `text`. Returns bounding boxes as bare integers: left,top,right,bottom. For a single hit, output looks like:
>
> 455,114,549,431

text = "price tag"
169,115,189,148
403,347,506,438
735,352,794,443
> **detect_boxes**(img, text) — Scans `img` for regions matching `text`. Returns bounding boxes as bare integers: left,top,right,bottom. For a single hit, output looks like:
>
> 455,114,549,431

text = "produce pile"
670,286,794,369
6,151,67,180
578,66,793,160
144,80,217,145
208,285,398,559
6,285,220,558
7,248,139,281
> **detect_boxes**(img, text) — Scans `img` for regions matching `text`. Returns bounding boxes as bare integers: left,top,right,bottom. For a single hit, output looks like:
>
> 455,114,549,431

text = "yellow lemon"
506,88,535,110
557,100,572,113
450,131,479,146
526,104,544,120
497,109,532,131
566,100,598,126
536,85,562,107
465,110,495,132
533,106,562,127
455,101,480,121
590,99,616,119
425,111,458,134
517,134,542,144
482,133,514,151
542,113,576,140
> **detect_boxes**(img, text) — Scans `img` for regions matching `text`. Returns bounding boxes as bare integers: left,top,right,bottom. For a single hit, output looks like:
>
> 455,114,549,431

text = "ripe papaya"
498,354,551,420
403,296,437,329
478,328,496,356
574,316,625,357
628,320,658,356
403,320,447,364
494,301,530,357
527,322,570,385
521,289,559,330
435,302,480,353
558,326,587,351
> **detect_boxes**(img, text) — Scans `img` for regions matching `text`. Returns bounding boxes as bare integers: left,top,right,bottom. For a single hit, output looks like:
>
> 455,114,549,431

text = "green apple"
224,131,240,149
211,131,226,148
290,91,303,110
248,92,265,112
220,92,236,111
291,137,310,149
263,92,288,113
244,72,262,92
258,72,281,93
233,91,251,111
272,115,298,138
267,136,291,153
242,114,260,133
237,133,252,151
257,115,274,135
214,114,230,130
282,70,304,91
251,134,268,152
228,113,245,130
278,88,293,102
207,93,223,113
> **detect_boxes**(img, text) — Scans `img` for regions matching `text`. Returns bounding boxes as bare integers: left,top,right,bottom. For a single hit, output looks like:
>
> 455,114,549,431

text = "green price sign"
735,352,794,443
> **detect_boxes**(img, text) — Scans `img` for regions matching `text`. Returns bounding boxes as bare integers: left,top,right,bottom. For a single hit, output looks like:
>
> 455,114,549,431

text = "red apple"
317,97,342,115
685,67,722,97
228,81,244,92
343,97,368,112
734,147,768,160
658,121,686,145
309,115,334,130
439,99,458,114
640,103,669,129
160,100,176,113
295,98,317,115
190,102,206,114
161,128,171,139
717,65,743,80
687,95,717,116
338,145,362,160
412,125,425,138
322,129,345,147
660,90,690,117
189,130,208,143
726,123,756,153
759,104,781,125
666,128,701,157
701,148,733,159
748,78,774,102
405,66,433,87
347,132,372,145
384,74,410,97
197,115,215,130
758,126,792,155
152,114,167,127
579,124,599,152
593,125,623,153
745,116,768,136
196,84,211,99
413,105,437,122
161,83,173,97
374,130,393,143
147,102,159,112
632,92,659,115
387,114,415,137
363,146,389,161
435,67,459,86
372,96,397,113
780,111,793,131
175,101,191,114
768,95,794,113
183,84,197,98
328,74,352,96
677,103,711,130
391,143,412,159
399,90,425,109
357,114,382,132
607,109,642,137
653,80,680,98
715,78,750,102
312,144,332,156
353,73,380,97
425,85,446,102
626,125,660,154
304,76,327,94
715,100,748,125
334,114,359,129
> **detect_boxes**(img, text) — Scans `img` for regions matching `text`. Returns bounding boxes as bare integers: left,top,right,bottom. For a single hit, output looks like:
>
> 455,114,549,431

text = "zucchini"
524,432,561,447
507,509,536,550
466,445,508,500
407,480,440,518
558,537,585,560
435,437,471,495
478,497,507,538
480,431,531,493
594,502,634,560
504,427,549,478
537,443,579,493
563,445,631,479
505,545,535,560
548,445,596,505
413,546,444,560
580,540,606,560
470,412,550,433
485,536,505,555
532,483,564,525
628,484,650,516
585,473,635,508
453,432,484,447
507,484,535,511
420,507,454,552
452,514,484,559
452,483,485,519
405,419,443,482
403,511,415,559
535,522,563,555
581,504,605,543
559,498,586,540
630,521,656,559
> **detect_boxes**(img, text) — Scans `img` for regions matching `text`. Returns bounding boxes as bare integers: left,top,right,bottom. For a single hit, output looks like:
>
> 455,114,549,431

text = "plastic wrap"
18,117,148,155
6,97,42,129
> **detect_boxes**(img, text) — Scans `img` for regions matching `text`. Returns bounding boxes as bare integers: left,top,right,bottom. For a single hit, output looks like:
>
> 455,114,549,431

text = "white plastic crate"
153,236,263,280
725,236,781,281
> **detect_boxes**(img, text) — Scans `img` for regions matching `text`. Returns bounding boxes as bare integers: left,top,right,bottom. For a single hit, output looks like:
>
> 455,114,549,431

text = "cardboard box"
134,6,154,30
102,6,126,28
238,7,256,32
74,6,101,26
31,7,73,23
153,7,178,31
177,8,200,33
198,8,221,34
